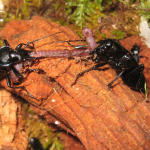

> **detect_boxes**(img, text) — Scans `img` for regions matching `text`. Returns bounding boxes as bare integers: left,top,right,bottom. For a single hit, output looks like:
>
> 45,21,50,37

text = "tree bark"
0,16,150,150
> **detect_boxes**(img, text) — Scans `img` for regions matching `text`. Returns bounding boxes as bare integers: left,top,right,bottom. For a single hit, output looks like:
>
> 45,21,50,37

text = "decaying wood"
0,88,28,150
0,16,150,150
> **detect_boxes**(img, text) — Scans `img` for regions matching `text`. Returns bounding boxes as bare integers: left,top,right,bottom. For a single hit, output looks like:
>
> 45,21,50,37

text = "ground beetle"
0,33,62,100
29,137,44,150
71,39,146,93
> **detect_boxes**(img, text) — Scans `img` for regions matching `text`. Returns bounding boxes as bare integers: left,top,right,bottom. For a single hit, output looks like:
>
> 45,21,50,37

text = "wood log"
0,16,150,150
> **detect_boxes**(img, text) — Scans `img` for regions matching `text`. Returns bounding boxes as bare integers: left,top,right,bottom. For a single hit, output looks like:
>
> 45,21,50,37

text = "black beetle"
29,137,44,150
0,39,37,99
0,32,62,100
71,39,146,93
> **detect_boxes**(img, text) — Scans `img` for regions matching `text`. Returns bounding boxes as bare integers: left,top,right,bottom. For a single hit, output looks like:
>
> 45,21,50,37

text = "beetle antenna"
49,39,86,45
23,32,63,49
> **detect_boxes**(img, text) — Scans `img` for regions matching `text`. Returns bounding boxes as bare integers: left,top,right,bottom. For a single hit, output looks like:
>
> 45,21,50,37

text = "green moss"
112,30,124,39
2,0,149,40
144,82,148,99
2,0,44,24
28,109,34,114
24,105,29,110
101,33,106,38
21,105,64,150
139,0,150,22
26,116,64,150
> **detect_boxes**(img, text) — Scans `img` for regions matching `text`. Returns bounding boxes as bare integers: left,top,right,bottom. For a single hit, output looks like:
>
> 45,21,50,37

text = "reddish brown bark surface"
0,88,25,150
0,16,150,150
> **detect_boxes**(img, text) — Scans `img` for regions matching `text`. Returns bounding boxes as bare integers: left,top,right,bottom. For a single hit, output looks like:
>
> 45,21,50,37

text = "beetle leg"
24,68,45,74
67,40,87,49
71,62,108,86
15,43,34,50
108,70,125,90
4,39,10,46
6,72,12,87
125,64,144,77
50,39,86,49
11,66,23,78
125,64,145,92
6,72,38,101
